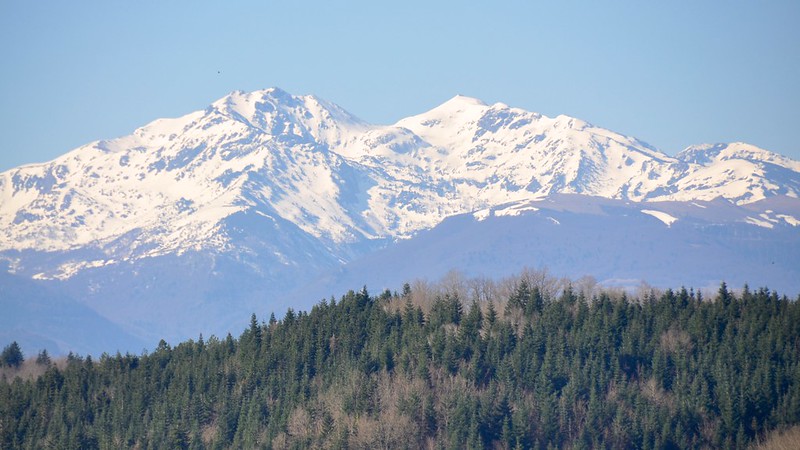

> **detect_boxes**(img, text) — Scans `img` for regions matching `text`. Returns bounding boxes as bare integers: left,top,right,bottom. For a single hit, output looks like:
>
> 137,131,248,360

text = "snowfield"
1,88,797,262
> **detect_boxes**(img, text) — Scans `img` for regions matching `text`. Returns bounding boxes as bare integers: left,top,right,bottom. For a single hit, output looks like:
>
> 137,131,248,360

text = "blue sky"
1,1,798,171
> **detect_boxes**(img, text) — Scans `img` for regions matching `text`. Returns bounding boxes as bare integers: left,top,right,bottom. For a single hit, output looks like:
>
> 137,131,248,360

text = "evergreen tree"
35,349,51,366
1,341,23,368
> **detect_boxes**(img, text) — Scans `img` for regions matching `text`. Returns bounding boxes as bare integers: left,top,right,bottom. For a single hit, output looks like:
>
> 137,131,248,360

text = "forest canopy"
2,271,800,449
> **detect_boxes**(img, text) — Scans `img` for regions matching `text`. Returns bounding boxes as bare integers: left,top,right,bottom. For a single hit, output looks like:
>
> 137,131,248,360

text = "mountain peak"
206,88,368,145
426,95,489,118
678,142,800,170
1,87,797,260
393,95,490,141
211,87,298,115
443,94,488,108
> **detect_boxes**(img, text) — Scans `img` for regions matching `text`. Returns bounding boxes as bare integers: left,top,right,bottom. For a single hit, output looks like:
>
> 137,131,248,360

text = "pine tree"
36,349,51,366
1,341,23,368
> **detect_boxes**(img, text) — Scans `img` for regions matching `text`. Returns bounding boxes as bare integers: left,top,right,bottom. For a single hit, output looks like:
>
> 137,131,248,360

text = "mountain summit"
2,88,796,256
1,88,798,354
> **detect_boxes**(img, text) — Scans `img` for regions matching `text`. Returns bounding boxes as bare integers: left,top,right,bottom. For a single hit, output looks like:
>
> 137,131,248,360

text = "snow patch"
759,213,779,224
641,209,678,227
473,208,491,221
494,204,540,218
777,214,800,226
745,216,775,229
36,259,118,281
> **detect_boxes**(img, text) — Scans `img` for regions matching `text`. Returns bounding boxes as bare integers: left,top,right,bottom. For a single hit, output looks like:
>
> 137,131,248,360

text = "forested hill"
2,281,800,449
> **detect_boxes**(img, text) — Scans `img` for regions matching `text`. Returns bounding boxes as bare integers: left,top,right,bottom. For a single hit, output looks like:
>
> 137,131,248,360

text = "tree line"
1,275,799,449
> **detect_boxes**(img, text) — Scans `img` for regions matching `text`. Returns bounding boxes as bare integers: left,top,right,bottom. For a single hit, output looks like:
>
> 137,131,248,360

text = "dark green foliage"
1,341,23,367
1,282,799,449
35,349,51,366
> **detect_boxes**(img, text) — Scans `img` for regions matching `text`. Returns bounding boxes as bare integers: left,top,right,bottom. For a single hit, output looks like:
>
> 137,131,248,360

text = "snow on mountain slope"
1,88,798,276
209,88,371,148
0,89,378,261
392,95,677,202
661,143,800,204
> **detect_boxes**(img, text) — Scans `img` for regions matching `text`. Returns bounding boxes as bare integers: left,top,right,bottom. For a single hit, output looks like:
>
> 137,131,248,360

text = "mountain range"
1,87,798,356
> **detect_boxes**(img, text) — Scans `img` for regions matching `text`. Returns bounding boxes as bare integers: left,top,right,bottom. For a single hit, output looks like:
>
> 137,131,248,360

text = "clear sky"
1,1,798,172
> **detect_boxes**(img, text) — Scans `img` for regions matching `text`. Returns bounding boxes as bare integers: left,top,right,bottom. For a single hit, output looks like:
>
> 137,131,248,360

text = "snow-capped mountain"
2,88,797,258
1,87,798,354
1,89,369,254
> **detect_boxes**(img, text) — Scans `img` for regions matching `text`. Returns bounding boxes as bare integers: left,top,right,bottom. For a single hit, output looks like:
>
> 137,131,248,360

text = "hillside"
2,275,799,449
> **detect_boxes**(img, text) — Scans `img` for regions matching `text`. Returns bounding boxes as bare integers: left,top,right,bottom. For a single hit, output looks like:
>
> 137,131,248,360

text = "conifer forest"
2,274,800,449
